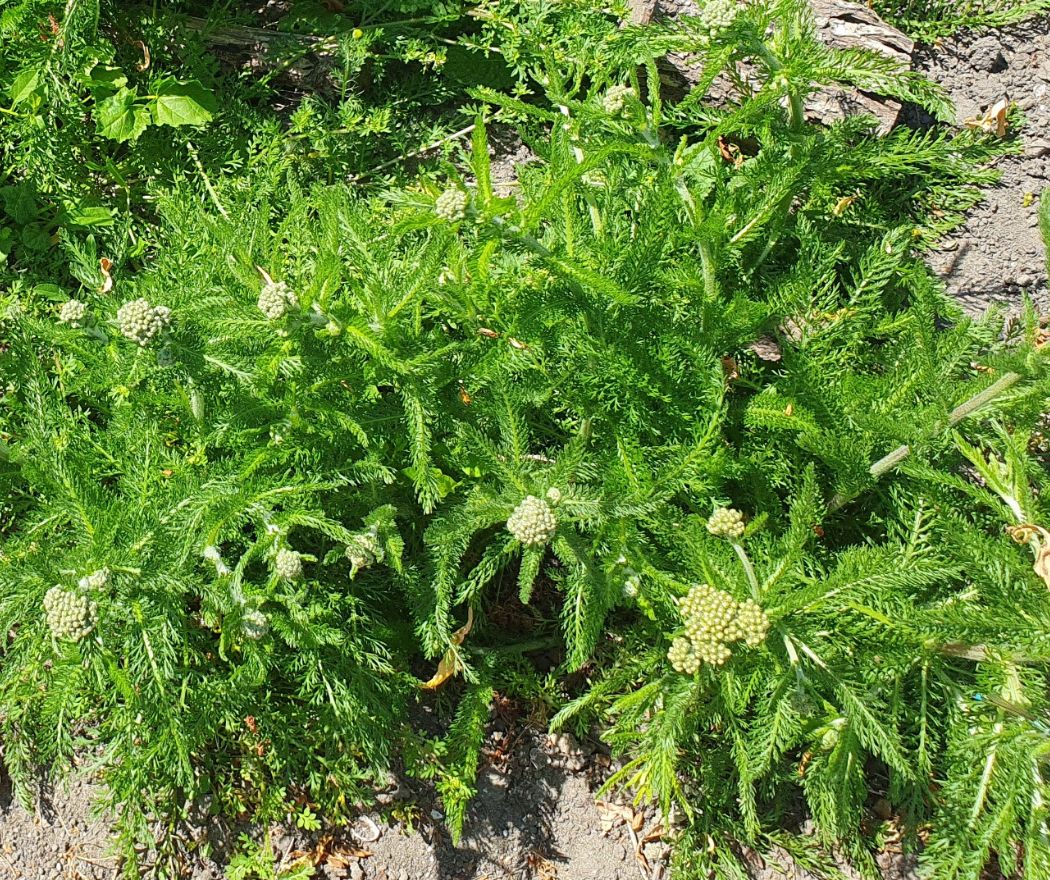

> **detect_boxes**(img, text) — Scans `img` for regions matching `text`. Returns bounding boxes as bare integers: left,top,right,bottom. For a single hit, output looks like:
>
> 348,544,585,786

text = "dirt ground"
922,18,1050,314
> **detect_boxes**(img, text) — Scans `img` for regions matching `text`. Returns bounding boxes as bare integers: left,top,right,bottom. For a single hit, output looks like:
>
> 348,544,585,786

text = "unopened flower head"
602,84,634,116
701,0,739,31
203,545,231,577
117,298,171,346
623,573,641,599
241,608,269,640
275,547,303,581
43,586,97,642
736,598,770,647
545,486,563,505
78,568,110,591
59,300,89,327
346,527,383,578
669,582,770,674
668,636,701,674
707,507,745,540
257,280,299,320
435,187,469,222
507,495,557,547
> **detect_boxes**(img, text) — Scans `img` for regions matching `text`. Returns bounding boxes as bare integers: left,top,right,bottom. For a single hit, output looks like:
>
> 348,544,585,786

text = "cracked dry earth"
3,16,1050,880
923,18,1050,314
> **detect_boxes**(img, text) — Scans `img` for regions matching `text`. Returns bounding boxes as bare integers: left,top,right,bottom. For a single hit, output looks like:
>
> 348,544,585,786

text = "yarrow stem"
732,540,761,601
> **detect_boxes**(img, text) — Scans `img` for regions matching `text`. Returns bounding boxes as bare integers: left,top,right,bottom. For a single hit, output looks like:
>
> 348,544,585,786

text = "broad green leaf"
62,202,116,228
8,66,41,106
96,88,149,142
151,79,217,127
84,63,128,94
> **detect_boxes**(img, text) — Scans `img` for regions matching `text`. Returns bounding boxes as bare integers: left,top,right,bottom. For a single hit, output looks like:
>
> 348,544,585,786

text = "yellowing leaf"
1006,523,1050,589
99,258,114,293
963,97,1009,137
420,606,474,689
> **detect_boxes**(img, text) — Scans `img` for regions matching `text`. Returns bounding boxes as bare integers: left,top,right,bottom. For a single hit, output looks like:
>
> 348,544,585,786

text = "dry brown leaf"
1006,523,1050,589
746,335,782,362
99,258,113,294
642,824,664,844
420,606,475,689
631,811,645,833
326,848,372,868
964,97,1009,137
134,40,150,72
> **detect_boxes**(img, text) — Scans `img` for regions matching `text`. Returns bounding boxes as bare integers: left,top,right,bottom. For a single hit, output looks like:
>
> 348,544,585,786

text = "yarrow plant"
1,1,1049,878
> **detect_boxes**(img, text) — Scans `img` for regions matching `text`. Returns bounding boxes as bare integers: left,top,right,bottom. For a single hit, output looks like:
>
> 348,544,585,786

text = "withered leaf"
963,97,1009,137
420,606,475,689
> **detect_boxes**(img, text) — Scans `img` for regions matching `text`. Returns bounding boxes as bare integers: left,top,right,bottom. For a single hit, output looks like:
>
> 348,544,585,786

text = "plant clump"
506,495,557,546
43,586,97,643
116,298,171,346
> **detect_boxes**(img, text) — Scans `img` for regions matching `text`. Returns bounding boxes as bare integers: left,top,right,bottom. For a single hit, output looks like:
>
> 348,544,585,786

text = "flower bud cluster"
345,526,384,578
700,0,739,31
241,608,269,640
602,84,634,116
274,548,303,581
59,300,89,327
435,187,469,221
706,507,745,539
78,568,110,591
43,586,97,642
507,495,557,547
667,583,770,673
117,298,171,346
257,280,300,320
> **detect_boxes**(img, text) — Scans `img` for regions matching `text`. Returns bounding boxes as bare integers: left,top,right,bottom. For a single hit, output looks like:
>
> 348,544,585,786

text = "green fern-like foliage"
1,1,1049,877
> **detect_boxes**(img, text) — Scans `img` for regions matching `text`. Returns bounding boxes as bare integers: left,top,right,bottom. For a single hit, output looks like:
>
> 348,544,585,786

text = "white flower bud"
117,298,171,346
701,0,738,31
545,486,563,505
257,280,299,320
668,636,700,674
706,507,745,540
59,300,89,327
623,573,641,599
241,609,269,640
345,527,383,578
274,548,303,581
435,187,469,221
77,568,110,591
507,495,557,547
602,84,634,116
203,546,231,577
43,586,97,642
